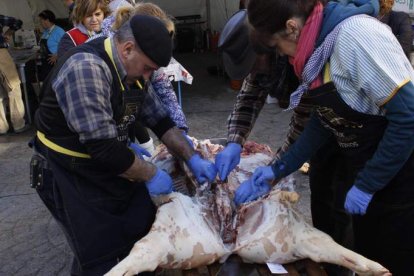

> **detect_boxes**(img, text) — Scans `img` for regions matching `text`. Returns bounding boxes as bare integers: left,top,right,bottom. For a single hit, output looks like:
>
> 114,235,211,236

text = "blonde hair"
112,2,175,37
72,0,110,24
379,0,394,16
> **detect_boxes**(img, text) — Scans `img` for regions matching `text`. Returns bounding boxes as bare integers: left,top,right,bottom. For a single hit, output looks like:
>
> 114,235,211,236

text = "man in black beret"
32,14,217,275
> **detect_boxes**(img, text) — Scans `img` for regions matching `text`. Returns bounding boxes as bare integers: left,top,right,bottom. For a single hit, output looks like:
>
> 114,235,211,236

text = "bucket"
229,79,243,91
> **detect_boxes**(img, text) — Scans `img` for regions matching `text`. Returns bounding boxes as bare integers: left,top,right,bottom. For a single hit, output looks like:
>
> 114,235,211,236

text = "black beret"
130,15,172,67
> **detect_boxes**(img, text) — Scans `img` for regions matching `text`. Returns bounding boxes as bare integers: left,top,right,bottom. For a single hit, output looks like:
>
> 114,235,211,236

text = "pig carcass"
105,139,390,276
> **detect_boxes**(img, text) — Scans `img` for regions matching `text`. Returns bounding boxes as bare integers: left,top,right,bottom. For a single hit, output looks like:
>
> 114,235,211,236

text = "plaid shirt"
227,55,312,158
0,15,22,48
52,38,172,143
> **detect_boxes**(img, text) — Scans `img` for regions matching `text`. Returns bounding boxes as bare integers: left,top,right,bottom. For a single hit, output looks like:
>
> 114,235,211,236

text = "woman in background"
57,0,109,58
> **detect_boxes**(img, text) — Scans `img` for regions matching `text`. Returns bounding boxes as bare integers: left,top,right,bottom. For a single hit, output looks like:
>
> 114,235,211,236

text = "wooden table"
156,256,328,276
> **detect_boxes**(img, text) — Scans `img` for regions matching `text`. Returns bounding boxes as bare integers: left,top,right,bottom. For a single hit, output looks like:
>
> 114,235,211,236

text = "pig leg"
104,230,171,276
294,225,391,276
105,193,230,276
235,190,390,276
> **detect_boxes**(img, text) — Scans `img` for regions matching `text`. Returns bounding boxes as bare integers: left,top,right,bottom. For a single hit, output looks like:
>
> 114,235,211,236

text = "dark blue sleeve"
272,112,332,177
355,81,414,193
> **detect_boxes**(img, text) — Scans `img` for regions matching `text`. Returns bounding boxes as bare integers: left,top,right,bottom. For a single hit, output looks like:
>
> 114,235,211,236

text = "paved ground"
0,52,310,275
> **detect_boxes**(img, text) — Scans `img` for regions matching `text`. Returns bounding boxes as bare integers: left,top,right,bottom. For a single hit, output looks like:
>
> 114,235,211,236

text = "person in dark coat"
32,15,217,275
379,0,413,58
235,0,414,274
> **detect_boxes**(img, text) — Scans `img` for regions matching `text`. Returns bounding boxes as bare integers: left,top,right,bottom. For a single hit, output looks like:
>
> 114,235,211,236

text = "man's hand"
344,185,373,215
234,177,271,205
215,142,242,181
128,141,152,160
145,168,173,196
187,154,217,184
48,54,58,65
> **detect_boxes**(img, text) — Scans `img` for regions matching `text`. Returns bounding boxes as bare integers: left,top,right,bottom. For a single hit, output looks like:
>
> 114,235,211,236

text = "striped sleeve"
331,16,414,111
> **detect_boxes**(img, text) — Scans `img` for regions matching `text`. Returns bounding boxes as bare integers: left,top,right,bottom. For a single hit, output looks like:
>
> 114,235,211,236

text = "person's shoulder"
60,32,71,40
337,15,392,44
340,15,386,33
60,52,111,78
67,52,105,64
55,26,66,35
56,25,65,32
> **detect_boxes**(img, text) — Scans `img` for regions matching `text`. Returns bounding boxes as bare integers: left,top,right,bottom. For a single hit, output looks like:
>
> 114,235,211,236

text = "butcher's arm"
234,114,331,204
272,113,332,177
50,53,159,183
354,81,414,193
227,74,270,145
160,127,194,161
138,82,192,161
162,126,217,184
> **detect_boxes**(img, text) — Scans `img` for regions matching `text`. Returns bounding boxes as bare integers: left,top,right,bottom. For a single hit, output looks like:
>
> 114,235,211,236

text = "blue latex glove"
215,142,242,181
187,154,217,184
145,168,174,196
344,185,373,215
251,166,276,186
128,141,152,160
234,178,271,205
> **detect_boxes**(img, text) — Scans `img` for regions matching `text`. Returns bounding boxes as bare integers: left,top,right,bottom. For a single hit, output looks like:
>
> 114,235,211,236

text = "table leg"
177,81,182,107
17,63,32,124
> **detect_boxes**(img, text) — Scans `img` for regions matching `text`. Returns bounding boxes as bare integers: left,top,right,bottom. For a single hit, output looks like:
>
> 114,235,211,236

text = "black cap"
218,9,256,80
130,15,172,67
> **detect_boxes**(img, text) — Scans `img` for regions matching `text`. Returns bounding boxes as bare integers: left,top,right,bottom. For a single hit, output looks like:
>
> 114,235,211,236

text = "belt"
36,131,91,158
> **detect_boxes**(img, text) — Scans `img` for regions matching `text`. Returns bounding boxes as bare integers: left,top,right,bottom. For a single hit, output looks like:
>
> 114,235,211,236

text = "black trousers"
351,152,414,276
309,138,353,276
309,138,353,249
33,139,156,275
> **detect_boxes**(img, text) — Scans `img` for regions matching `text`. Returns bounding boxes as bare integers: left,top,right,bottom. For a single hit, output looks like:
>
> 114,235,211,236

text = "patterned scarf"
287,22,344,110
286,0,379,110
289,2,324,83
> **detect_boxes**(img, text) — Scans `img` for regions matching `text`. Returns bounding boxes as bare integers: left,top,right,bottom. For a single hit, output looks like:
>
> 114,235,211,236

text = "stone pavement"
0,52,310,275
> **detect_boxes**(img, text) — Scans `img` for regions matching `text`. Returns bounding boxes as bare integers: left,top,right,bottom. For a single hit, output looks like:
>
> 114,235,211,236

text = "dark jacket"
381,11,413,57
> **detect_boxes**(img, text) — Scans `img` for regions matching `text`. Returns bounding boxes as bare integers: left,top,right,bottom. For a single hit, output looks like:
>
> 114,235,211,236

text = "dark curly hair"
247,0,319,35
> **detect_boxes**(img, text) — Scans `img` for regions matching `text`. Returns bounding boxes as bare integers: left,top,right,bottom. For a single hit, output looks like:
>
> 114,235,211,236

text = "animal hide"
105,139,390,276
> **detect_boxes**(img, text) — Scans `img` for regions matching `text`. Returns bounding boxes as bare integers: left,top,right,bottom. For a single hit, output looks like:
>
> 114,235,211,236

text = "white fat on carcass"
105,139,391,276
234,152,273,186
